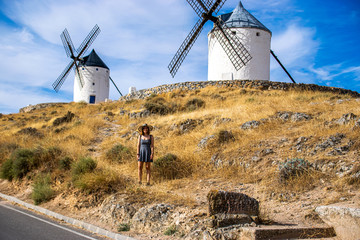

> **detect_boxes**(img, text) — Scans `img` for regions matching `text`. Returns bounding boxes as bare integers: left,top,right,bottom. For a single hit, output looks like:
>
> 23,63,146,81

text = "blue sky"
0,0,359,114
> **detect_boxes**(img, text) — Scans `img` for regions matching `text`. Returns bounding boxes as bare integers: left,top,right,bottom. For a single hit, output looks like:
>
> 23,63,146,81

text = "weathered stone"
314,133,346,152
131,203,174,232
293,136,308,152
178,119,203,133
207,190,259,216
213,118,231,127
101,195,137,224
128,109,150,119
260,148,274,156
291,112,312,122
198,135,215,149
210,153,235,168
316,206,360,240
241,120,260,130
335,112,358,125
276,111,292,121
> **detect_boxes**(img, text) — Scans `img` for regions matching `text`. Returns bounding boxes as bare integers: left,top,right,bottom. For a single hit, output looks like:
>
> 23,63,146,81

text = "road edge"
0,192,136,240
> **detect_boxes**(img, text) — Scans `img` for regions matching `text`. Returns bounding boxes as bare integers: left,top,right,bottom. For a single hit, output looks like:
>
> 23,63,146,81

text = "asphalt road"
0,200,107,240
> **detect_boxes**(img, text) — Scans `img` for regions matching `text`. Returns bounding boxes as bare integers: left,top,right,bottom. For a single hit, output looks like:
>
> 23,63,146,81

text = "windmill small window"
96,68,98,71
256,32,260,36
92,82,95,86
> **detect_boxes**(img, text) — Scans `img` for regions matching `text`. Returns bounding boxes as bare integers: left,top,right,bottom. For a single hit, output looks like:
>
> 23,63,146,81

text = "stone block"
207,190,259,216
208,213,253,228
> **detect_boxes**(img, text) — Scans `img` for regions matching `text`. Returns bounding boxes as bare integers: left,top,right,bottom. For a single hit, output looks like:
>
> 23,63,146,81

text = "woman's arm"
150,135,154,160
137,136,141,160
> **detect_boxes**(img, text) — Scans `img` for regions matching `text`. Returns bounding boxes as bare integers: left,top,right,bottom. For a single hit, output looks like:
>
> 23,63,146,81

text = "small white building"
208,1,272,81
73,49,110,104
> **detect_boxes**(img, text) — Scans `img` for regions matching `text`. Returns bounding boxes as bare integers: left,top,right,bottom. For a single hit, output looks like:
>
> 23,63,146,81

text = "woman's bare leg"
138,161,144,184
146,162,151,185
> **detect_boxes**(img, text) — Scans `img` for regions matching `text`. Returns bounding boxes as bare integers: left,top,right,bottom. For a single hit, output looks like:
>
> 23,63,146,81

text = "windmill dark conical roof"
217,1,271,34
80,49,109,70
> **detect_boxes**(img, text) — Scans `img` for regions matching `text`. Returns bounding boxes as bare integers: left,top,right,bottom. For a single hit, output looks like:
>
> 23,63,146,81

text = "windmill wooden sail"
53,25,122,103
168,0,252,78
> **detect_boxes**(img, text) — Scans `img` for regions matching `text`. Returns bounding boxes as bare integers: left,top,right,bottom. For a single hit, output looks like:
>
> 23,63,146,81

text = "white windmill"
208,1,295,83
53,25,122,103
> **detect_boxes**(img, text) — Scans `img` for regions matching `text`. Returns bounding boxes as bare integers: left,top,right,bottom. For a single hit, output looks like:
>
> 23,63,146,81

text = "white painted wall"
208,28,271,81
73,66,110,103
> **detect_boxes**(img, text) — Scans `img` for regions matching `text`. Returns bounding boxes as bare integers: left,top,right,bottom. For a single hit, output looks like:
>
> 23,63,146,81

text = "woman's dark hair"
141,126,150,135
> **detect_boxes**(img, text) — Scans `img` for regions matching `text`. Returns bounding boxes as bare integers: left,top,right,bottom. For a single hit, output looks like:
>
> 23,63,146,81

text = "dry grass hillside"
0,84,359,239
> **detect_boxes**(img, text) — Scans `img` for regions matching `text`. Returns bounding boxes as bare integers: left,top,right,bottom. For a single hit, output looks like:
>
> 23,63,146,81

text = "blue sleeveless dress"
139,136,152,162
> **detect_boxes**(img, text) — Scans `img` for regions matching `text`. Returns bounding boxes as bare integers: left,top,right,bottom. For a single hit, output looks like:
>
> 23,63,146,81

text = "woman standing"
137,124,154,185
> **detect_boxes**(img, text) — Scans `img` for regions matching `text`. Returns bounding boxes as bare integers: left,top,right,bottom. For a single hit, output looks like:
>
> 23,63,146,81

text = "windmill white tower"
53,25,122,103
74,49,110,103
208,1,272,81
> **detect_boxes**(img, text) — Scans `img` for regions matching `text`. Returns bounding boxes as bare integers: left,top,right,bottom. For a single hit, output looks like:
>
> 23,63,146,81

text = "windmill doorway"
89,95,96,104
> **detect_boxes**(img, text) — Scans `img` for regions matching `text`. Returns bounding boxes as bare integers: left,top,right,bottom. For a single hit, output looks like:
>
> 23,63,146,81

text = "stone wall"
119,80,360,101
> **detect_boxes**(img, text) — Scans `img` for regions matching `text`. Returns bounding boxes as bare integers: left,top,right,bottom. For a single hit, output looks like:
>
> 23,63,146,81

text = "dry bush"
74,168,131,193
32,173,55,205
71,157,97,179
185,98,205,111
105,144,134,164
152,153,192,181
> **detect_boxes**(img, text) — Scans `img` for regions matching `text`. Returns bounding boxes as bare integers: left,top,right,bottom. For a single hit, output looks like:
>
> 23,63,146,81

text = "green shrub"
53,111,75,126
185,98,205,111
11,149,34,179
32,174,54,205
0,147,64,181
118,223,131,232
164,225,177,236
144,102,170,115
33,146,62,169
17,127,44,138
0,158,14,181
153,154,188,180
59,156,72,171
105,144,132,163
278,158,312,183
217,130,235,144
72,157,97,180
144,97,173,115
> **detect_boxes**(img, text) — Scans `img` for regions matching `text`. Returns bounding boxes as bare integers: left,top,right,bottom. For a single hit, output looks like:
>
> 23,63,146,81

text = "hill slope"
0,81,359,239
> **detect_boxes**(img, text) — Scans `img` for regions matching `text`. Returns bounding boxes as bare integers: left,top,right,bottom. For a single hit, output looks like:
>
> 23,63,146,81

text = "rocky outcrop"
19,103,67,113
316,205,360,240
131,203,174,232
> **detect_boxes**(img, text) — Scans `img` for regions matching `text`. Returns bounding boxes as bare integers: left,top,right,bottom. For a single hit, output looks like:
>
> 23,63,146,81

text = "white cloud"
310,64,360,81
271,24,319,67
